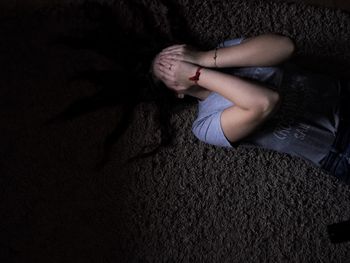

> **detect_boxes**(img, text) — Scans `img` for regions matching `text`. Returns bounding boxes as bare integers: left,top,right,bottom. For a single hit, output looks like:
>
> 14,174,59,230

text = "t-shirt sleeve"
191,110,233,148
191,36,246,148
217,36,246,48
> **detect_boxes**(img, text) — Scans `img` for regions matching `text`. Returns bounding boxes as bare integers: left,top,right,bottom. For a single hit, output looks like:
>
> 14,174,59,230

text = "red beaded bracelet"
188,66,203,85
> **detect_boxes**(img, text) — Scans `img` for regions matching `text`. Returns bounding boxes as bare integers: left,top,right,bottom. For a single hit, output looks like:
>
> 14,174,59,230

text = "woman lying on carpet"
151,33,350,185
50,29,349,184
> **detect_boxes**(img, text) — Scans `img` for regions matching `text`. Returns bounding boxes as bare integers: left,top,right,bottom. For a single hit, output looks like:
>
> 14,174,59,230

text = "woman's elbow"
267,92,281,118
282,36,296,58
258,92,281,119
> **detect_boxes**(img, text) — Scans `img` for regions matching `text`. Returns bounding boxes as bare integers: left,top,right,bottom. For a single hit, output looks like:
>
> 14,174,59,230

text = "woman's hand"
152,53,199,95
159,44,205,66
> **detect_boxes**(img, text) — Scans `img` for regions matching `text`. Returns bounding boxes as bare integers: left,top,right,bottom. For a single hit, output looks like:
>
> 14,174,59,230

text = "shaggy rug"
1,0,350,262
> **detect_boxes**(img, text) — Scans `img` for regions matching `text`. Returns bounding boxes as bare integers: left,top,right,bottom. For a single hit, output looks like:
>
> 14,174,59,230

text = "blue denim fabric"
193,37,349,177
320,119,350,185
320,79,350,185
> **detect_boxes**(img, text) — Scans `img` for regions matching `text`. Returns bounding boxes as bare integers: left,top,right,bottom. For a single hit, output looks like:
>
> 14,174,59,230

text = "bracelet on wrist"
188,66,203,85
213,47,218,67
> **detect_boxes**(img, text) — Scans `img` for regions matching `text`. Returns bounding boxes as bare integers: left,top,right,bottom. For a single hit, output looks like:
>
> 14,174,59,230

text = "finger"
159,58,179,71
161,47,181,55
158,58,172,69
157,70,170,81
160,60,178,72
160,47,182,54
159,54,183,63
160,52,182,60
160,50,181,57
157,64,172,77
160,55,177,61
157,62,176,76
158,70,172,82
159,53,182,61
162,44,185,52
156,63,173,78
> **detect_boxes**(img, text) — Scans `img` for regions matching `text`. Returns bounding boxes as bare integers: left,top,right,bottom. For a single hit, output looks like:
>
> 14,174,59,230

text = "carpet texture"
1,0,350,262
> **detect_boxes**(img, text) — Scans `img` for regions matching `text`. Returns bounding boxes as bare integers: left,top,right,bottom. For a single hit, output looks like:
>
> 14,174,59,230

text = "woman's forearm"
200,33,295,68
197,68,280,112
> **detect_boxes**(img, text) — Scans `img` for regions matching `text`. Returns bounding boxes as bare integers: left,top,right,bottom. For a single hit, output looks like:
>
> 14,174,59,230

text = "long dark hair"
43,1,198,171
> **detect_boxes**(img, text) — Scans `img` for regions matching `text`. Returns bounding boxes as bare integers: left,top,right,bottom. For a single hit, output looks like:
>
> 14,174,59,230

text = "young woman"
151,33,350,185
50,24,349,183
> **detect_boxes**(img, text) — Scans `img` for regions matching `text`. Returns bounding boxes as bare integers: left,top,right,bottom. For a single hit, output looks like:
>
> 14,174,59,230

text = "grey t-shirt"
192,37,342,167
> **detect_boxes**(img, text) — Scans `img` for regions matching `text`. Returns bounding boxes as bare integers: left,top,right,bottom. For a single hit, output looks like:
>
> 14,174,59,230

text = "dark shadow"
290,55,350,79
41,1,198,171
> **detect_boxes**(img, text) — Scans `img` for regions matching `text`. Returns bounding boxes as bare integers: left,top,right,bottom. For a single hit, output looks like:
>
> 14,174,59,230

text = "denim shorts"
320,79,350,185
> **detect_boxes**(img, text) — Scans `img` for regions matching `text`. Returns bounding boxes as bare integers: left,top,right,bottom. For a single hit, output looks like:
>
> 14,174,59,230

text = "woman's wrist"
195,67,279,111
198,50,216,68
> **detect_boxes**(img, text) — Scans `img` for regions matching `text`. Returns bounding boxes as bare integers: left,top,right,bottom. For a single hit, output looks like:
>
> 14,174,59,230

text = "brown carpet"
1,0,350,262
